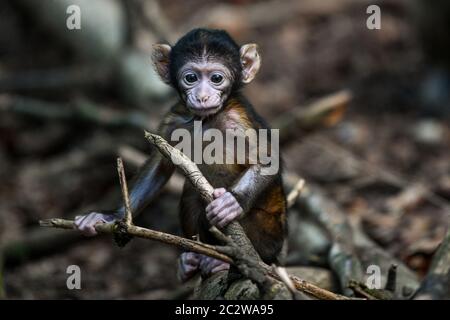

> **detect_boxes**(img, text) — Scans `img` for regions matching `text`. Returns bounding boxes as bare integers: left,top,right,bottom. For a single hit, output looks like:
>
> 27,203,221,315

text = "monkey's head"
152,28,261,117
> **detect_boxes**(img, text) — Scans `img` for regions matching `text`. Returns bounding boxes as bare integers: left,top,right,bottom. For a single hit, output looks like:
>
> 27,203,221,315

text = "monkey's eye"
210,74,224,84
184,73,198,84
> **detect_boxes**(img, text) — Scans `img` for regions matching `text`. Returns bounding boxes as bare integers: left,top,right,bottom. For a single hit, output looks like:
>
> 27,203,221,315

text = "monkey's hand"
177,252,200,282
74,211,117,236
206,188,244,228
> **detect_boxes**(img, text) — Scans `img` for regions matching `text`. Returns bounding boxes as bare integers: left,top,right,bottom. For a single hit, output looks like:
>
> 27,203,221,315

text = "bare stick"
275,90,351,143
143,132,348,299
273,265,308,300
144,131,260,261
39,217,347,299
286,178,305,208
144,132,214,202
39,218,232,264
39,132,348,300
117,157,132,226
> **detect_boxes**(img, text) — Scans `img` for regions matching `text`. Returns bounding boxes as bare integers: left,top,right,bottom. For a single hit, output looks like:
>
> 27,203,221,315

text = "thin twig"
117,157,132,226
286,178,305,208
39,217,348,299
39,132,348,300
143,132,348,299
39,218,232,264
273,265,308,300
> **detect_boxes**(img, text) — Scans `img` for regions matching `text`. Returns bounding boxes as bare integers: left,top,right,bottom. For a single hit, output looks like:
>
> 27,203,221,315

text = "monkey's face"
177,61,232,117
152,29,262,117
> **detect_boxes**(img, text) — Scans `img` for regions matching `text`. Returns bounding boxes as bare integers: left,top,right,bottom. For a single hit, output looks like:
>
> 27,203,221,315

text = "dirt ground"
0,0,449,299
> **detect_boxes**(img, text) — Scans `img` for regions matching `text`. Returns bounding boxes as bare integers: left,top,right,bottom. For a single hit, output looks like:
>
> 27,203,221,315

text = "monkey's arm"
206,164,279,228
75,108,183,235
116,151,175,219
230,164,278,214
115,105,187,218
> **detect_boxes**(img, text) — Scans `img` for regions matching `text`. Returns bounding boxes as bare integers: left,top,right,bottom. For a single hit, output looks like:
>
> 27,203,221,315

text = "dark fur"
169,28,243,90
122,29,287,265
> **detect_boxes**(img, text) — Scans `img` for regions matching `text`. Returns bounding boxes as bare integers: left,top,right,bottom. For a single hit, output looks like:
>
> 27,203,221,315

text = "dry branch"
39,218,345,299
40,132,347,300
144,132,277,294
273,266,309,300
274,90,352,143
144,132,262,262
39,218,232,264
118,143,413,299
286,179,306,208
143,132,348,299
289,179,363,295
117,158,133,226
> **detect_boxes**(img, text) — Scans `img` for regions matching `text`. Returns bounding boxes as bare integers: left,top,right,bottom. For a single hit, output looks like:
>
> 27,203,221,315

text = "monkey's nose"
197,95,209,103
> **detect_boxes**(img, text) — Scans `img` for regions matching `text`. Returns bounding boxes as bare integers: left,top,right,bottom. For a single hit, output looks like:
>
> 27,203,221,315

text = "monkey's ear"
240,44,261,84
152,44,172,84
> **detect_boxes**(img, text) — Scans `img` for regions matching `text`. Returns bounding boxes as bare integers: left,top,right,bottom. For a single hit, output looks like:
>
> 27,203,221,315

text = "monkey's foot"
199,255,230,278
178,252,200,282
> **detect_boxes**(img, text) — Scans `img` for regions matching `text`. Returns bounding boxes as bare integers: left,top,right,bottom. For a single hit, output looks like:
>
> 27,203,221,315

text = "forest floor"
0,0,449,298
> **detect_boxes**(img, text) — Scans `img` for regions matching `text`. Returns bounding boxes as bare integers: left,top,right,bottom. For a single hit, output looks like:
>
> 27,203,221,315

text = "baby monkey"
75,28,287,282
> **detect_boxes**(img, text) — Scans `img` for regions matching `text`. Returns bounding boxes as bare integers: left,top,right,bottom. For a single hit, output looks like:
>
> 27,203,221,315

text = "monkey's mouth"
188,104,222,117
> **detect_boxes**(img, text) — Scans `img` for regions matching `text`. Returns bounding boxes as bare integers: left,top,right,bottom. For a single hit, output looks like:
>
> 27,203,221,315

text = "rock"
412,119,445,145
193,271,228,300
224,278,260,300
20,0,126,61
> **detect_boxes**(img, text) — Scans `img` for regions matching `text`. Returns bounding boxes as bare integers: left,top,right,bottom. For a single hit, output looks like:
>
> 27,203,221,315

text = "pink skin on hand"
74,212,113,236
178,252,230,282
205,188,244,228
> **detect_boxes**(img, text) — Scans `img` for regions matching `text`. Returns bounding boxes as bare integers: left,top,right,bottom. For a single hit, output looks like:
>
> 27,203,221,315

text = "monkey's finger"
208,209,228,226
205,203,214,213
202,258,229,276
199,256,214,270
87,214,108,227
74,215,89,227
78,216,96,232
183,255,200,266
74,216,83,227
206,201,227,220
80,215,98,229
214,198,236,215
217,210,240,228
200,260,214,276
76,216,90,230
209,195,234,215
205,199,220,214
211,263,230,274
209,208,231,226
79,217,101,236
178,261,199,282
214,200,241,220
213,188,227,198
81,224,98,237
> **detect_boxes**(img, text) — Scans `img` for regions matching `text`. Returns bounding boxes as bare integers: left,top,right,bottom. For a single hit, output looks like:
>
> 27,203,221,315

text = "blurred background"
0,0,449,299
